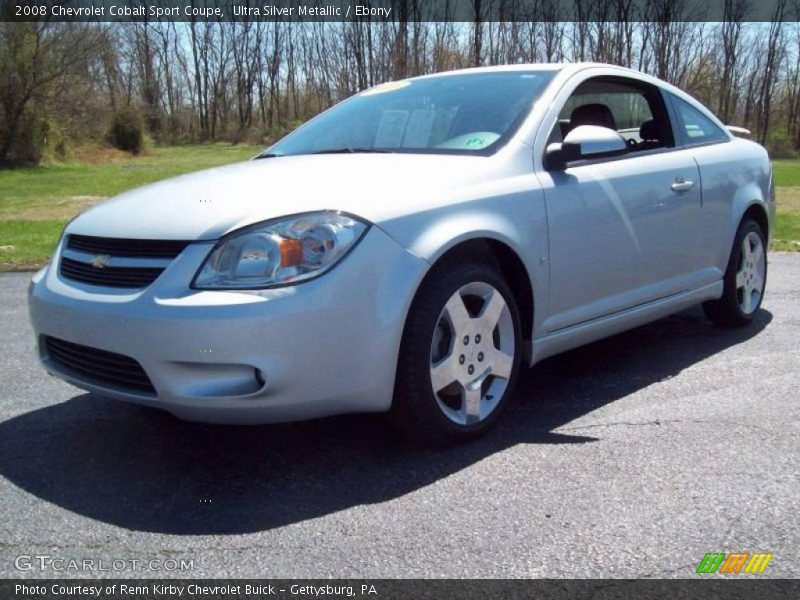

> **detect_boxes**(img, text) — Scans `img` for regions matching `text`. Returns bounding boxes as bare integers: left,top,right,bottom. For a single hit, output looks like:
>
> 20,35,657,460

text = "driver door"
538,76,704,333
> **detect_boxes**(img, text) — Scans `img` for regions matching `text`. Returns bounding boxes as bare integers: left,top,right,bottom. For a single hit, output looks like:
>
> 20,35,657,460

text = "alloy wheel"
736,231,766,315
429,281,516,426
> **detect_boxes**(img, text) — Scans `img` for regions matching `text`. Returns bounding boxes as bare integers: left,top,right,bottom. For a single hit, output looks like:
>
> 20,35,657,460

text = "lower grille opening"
44,336,156,395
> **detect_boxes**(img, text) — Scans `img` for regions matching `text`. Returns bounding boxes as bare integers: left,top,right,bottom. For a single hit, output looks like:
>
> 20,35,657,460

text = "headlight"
192,211,369,289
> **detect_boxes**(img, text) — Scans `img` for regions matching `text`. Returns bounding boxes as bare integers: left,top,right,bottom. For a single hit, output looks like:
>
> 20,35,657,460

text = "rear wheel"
390,255,522,443
703,218,767,327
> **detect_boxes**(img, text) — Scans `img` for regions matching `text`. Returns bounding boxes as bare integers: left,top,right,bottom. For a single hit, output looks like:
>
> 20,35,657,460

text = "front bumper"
28,227,427,424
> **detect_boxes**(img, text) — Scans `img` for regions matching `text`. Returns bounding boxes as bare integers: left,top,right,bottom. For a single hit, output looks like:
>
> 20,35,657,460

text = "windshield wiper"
310,147,393,155
254,152,280,160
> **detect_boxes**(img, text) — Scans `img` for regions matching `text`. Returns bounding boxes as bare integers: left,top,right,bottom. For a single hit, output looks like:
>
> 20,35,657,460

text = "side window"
549,77,674,153
671,96,729,146
562,92,652,135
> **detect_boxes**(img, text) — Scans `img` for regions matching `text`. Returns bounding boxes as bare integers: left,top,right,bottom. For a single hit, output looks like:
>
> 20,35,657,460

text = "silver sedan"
29,63,775,442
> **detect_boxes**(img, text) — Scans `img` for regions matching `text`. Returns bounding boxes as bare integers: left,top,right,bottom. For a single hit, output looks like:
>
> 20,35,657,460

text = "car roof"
409,62,644,79
406,63,705,115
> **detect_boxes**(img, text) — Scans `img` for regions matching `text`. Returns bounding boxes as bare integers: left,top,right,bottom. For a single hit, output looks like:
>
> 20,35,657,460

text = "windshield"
266,70,556,157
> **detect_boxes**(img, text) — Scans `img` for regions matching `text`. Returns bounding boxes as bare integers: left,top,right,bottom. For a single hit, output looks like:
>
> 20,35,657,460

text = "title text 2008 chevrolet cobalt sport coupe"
29,63,774,441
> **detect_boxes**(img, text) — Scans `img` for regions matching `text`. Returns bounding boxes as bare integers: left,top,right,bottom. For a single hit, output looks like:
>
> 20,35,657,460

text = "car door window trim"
541,75,680,171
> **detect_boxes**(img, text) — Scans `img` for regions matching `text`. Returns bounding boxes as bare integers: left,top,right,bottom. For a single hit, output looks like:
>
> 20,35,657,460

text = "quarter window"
671,96,729,145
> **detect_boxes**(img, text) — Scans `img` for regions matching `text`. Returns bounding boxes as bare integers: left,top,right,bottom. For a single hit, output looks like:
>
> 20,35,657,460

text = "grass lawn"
772,160,800,251
773,159,800,187
0,143,261,270
1,149,799,270
0,220,66,270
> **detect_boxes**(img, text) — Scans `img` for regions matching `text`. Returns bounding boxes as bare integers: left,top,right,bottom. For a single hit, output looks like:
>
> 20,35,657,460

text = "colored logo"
696,552,773,574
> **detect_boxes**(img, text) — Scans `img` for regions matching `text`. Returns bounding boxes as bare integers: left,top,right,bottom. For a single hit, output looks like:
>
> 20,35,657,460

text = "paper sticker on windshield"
375,110,409,147
402,109,436,147
361,80,411,96
436,132,500,150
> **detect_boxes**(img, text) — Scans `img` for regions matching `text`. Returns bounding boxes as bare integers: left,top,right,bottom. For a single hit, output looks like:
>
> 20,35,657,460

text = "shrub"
0,110,49,165
39,117,70,163
766,137,798,160
108,108,145,154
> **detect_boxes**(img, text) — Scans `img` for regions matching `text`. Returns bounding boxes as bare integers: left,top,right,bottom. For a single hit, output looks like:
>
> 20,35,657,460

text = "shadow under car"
0,306,772,535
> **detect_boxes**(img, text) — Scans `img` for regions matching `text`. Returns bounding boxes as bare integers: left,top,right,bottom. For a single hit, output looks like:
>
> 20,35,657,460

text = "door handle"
671,178,695,193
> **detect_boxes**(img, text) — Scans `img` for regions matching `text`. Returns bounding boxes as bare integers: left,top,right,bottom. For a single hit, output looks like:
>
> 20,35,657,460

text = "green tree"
0,23,103,164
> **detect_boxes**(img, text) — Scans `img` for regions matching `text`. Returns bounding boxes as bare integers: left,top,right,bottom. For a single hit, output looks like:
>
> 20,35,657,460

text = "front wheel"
703,218,767,327
390,256,523,443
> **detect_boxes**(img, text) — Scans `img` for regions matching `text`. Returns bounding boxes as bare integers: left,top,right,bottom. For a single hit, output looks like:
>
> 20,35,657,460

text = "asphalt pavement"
1,254,798,578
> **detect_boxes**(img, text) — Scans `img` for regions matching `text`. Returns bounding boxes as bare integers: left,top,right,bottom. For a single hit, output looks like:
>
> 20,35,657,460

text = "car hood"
67,153,504,241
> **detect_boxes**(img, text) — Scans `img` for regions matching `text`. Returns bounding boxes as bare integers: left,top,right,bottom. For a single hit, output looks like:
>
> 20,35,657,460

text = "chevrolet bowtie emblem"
91,254,112,269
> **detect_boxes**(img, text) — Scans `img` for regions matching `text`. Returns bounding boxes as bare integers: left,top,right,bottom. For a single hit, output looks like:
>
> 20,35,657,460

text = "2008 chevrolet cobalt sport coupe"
29,63,774,441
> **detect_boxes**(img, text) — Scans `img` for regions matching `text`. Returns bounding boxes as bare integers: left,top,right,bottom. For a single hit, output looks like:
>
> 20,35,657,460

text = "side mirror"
545,125,628,171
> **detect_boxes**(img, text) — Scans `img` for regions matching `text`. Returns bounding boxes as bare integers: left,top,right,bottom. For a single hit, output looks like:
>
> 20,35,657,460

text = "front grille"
44,336,155,395
60,257,165,288
60,234,191,289
67,235,190,258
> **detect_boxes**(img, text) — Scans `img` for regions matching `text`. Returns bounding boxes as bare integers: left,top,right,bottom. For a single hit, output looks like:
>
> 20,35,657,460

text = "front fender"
376,181,550,338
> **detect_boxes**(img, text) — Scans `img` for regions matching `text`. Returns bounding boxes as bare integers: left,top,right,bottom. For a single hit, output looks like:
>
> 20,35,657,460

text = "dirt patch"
67,144,151,164
0,261,45,272
8,196,105,220
777,187,800,213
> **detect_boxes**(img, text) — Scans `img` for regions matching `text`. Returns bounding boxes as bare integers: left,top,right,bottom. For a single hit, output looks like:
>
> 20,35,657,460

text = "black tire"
389,251,523,444
703,218,767,327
